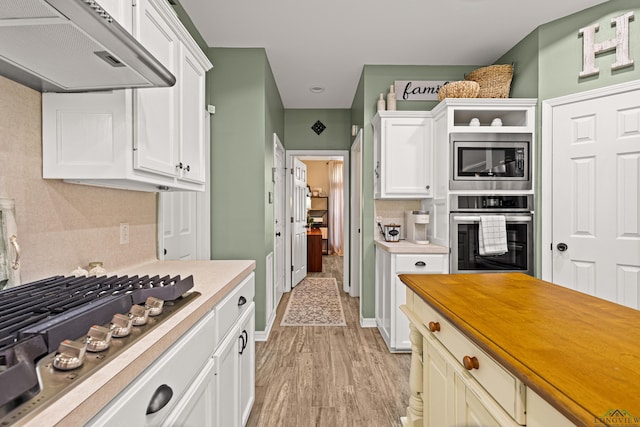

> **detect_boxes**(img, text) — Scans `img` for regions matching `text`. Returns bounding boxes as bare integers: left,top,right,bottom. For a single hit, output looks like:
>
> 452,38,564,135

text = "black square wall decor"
311,120,326,135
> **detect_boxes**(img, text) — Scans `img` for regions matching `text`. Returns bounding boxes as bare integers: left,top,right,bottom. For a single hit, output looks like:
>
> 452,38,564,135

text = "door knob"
557,243,568,252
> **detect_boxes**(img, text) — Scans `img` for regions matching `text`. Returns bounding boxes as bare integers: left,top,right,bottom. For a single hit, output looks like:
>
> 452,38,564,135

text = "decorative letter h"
579,11,634,78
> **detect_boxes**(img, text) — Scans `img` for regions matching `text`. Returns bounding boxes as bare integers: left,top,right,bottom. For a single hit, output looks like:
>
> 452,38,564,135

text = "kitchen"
1,0,640,426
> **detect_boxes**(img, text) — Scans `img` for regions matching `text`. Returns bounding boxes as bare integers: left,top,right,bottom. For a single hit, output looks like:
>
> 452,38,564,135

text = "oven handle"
452,215,532,222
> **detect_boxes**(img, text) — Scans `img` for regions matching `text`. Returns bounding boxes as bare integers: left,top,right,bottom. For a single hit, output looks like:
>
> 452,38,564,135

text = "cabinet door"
392,275,410,350
214,303,255,427
454,379,501,427
133,0,179,178
424,337,454,426
178,44,207,183
375,248,392,347
238,305,256,426
382,117,432,198
162,358,216,427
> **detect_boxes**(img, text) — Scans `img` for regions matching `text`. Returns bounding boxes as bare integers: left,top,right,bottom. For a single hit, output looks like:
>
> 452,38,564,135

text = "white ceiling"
179,0,606,109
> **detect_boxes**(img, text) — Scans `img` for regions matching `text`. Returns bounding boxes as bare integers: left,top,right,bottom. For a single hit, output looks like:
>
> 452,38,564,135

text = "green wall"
208,48,284,331
354,65,481,319
284,109,352,150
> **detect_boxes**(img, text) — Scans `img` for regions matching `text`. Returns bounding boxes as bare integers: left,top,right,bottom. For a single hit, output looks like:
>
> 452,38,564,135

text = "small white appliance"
405,210,430,244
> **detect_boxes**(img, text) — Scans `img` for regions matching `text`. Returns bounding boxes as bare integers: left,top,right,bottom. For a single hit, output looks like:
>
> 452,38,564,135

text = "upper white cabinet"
372,111,433,199
42,0,213,192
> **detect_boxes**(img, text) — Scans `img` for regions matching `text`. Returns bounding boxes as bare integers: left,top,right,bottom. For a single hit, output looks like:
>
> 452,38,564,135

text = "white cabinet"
87,272,256,427
86,307,218,426
375,247,447,352
42,0,213,192
372,111,433,199
214,303,255,427
427,99,537,247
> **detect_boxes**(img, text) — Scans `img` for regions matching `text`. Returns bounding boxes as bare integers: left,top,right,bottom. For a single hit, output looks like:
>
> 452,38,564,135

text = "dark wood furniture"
307,229,322,272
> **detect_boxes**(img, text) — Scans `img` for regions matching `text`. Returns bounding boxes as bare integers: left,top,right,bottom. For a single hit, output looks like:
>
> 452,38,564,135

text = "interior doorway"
285,150,350,294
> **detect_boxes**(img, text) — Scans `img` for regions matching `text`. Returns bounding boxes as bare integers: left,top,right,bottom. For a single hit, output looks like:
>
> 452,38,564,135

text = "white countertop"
18,259,256,427
374,239,449,254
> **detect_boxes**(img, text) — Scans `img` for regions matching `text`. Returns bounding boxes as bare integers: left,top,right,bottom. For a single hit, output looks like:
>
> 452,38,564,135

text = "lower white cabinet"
375,247,447,352
213,302,255,427
162,358,216,426
87,272,255,427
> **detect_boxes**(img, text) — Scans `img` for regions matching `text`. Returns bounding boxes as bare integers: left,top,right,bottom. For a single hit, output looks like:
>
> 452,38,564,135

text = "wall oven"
450,195,534,275
450,134,531,191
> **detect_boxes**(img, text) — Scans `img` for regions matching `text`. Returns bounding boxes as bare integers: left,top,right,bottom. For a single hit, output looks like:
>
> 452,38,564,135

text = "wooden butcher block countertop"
399,272,640,427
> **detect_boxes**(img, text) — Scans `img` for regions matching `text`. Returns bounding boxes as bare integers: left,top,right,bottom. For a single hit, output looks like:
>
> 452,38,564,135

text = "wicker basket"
464,64,513,98
437,81,480,101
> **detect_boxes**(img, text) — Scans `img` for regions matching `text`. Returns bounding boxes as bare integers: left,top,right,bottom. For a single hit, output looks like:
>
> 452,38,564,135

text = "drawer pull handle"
238,296,247,306
239,330,248,355
415,261,426,267
146,384,173,415
428,321,440,332
463,356,479,370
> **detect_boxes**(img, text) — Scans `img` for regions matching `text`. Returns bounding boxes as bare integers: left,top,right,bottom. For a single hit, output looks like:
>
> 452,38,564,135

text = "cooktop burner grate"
0,274,197,423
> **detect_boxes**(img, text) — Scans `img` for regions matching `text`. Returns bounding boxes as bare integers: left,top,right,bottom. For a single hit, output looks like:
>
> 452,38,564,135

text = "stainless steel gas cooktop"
0,273,199,426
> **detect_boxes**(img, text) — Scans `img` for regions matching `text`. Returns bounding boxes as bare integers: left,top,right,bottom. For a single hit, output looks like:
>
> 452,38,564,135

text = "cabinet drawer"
215,273,255,343
395,254,447,273
87,307,216,426
414,295,526,424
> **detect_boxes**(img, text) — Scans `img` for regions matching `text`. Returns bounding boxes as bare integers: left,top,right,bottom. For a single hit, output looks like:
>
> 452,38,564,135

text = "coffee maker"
405,210,430,244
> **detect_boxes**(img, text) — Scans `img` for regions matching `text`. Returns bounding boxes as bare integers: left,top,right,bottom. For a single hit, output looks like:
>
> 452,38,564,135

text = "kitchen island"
399,273,640,427
17,259,255,427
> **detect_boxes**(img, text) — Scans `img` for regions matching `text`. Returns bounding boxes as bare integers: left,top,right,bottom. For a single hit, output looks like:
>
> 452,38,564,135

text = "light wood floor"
247,256,411,427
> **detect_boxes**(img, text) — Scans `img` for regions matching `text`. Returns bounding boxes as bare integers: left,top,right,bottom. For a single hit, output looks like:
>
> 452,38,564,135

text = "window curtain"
328,161,344,256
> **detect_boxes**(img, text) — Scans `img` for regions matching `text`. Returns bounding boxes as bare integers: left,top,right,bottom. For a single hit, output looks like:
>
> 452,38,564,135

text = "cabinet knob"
428,321,440,332
425,185,430,190
463,355,479,370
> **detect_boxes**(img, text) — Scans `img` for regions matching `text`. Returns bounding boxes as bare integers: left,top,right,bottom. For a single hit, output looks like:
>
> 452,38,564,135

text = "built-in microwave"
450,134,531,191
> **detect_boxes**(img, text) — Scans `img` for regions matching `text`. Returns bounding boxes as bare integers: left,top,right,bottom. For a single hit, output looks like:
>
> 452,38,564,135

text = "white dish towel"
478,215,508,256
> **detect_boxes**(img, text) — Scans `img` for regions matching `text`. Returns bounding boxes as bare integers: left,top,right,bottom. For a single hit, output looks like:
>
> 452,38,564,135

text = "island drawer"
215,272,255,343
395,254,447,273
413,294,526,424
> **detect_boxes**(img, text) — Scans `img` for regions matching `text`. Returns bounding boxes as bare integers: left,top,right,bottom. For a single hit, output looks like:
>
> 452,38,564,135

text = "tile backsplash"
0,76,157,283
374,199,421,240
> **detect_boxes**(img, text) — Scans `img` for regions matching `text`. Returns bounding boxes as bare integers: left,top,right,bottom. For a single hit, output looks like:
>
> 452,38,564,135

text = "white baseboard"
360,317,376,328
255,310,276,342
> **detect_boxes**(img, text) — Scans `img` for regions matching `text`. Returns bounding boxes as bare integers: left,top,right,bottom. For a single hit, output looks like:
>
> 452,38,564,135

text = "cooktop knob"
110,313,134,337
130,304,151,326
145,296,164,317
86,325,113,352
53,339,87,370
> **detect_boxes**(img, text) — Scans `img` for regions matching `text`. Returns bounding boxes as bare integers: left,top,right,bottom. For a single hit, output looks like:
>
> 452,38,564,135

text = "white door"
551,88,640,306
350,130,362,298
291,158,308,287
160,192,197,260
273,135,286,307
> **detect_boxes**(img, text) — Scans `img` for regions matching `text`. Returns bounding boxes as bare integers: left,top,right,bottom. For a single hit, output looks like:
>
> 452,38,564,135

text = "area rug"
280,277,347,326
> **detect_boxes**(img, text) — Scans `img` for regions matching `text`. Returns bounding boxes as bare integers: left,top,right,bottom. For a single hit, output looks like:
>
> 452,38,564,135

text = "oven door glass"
452,215,533,274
